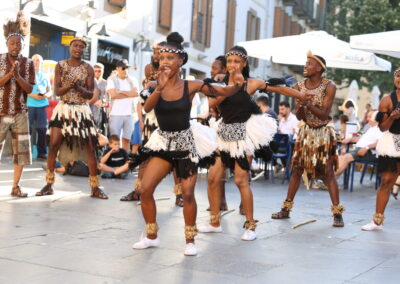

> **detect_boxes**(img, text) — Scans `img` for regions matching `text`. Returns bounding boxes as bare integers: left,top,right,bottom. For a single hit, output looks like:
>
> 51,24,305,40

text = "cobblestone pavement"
0,160,399,284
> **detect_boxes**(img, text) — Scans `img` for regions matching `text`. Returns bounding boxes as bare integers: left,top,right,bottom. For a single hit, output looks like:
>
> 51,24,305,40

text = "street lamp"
19,0,48,17
87,22,110,37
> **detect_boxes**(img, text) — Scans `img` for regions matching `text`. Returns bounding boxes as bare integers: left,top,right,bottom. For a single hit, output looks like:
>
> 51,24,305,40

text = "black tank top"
154,80,191,132
219,84,259,124
389,91,400,134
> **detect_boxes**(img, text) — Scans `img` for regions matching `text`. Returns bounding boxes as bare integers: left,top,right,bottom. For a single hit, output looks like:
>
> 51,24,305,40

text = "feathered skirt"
291,124,338,179
216,114,277,170
376,131,400,172
137,121,218,178
47,101,98,166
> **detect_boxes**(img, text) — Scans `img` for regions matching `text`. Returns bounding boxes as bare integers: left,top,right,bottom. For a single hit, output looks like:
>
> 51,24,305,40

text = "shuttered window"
273,7,285,37
158,0,173,30
246,10,260,68
225,0,236,52
191,0,213,49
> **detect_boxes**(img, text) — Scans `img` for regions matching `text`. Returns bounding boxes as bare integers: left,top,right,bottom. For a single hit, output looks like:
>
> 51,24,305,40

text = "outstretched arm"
267,85,306,100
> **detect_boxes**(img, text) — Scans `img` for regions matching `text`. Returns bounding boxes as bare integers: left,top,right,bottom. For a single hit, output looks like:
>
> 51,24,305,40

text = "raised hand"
231,67,244,87
157,69,170,90
390,108,400,120
12,61,20,78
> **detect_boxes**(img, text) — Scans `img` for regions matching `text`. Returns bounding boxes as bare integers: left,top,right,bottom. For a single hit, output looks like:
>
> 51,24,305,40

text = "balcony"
293,0,314,20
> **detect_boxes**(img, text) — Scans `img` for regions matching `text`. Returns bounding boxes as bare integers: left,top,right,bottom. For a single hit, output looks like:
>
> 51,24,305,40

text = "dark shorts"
350,147,376,162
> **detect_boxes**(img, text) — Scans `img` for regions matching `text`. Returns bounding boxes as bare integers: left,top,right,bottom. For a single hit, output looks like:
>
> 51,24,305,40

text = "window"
225,0,236,52
273,7,284,37
191,0,213,50
158,0,173,32
246,10,260,68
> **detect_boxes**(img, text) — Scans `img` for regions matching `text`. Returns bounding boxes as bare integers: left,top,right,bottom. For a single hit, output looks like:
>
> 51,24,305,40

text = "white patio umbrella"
350,30,400,59
238,31,391,72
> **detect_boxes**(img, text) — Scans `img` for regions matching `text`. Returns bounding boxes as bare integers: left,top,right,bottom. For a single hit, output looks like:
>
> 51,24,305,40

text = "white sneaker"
361,221,383,231
132,237,160,249
197,223,222,233
241,229,257,241
184,243,198,256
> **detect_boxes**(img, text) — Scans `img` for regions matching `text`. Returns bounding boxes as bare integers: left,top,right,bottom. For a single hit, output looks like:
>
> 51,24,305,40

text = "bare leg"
321,158,344,227
131,144,140,154
36,127,63,196
271,166,304,219
173,170,183,207
140,157,172,239
322,158,340,206
207,156,226,226
234,156,255,225
376,170,400,214
122,138,130,153
335,154,354,178
12,165,24,188
181,174,198,244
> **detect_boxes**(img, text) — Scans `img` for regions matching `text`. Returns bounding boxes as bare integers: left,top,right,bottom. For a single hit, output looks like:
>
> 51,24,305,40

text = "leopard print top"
297,78,332,127
58,60,90,104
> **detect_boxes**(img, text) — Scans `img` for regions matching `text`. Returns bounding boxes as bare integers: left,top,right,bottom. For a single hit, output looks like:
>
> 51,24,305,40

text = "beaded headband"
6,33,24,42
159,48,187,55
395,68,400,75
307,50,326,70
225,51,248,60
70,37,87,47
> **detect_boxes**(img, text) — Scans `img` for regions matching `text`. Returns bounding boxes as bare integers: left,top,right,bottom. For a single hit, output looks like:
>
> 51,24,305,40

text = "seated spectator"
339,114,349,139
99,135,129,179
278,101,298,135
335,110,382,178
256,95,277,119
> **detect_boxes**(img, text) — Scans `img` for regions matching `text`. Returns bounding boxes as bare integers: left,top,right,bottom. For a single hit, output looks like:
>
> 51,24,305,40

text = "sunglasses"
94,70,102,73
121,67,128,70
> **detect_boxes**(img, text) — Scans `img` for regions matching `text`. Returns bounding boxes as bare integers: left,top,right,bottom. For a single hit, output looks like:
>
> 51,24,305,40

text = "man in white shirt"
106,59,139,151
335,110,382,178
278,101,299,135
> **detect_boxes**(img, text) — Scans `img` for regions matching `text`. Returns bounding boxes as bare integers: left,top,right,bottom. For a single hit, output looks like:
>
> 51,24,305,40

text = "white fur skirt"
376,131,400,157
216,114,277,169
376,131,400,172
140,121,218,178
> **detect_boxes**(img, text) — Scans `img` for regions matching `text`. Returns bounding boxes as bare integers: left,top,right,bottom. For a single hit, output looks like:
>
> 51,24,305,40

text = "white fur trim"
217,114,277,158
376,131,400,157
190,121,218,158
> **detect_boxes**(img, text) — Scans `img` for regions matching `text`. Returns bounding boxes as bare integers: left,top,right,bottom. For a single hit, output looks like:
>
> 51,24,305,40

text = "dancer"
198,46,308,241
131,32,245,255
362,68,400,231
36,37,108,199
0,12,34,197
121,42,185,206
207,55,229,211
271,51,344,227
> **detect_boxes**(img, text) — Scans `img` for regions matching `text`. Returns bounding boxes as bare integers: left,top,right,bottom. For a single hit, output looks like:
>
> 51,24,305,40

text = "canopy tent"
238,31,391,72
350,30,400,59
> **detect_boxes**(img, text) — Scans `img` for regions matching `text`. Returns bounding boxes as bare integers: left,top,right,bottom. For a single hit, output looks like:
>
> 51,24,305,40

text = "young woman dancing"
362,68,400,231
131,33,244,255
198,46,309,241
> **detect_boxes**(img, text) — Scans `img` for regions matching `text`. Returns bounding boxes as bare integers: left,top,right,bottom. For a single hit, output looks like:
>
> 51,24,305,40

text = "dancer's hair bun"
167,32,184,45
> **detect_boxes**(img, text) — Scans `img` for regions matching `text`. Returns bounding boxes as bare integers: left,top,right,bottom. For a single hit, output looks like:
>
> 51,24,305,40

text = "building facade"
0,0,327,109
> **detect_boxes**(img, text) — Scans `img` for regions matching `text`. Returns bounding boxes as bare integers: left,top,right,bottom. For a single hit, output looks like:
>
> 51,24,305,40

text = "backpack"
66,161,90,177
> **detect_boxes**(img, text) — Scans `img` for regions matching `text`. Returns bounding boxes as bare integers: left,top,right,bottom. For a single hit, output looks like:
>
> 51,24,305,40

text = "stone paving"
0,160,399,284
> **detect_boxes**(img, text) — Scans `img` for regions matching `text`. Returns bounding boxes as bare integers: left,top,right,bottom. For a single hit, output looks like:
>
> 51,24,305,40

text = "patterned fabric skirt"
376,131,400,172
217,114,277,170
291,124,337,179
137,121,218,178
47,101,98,166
